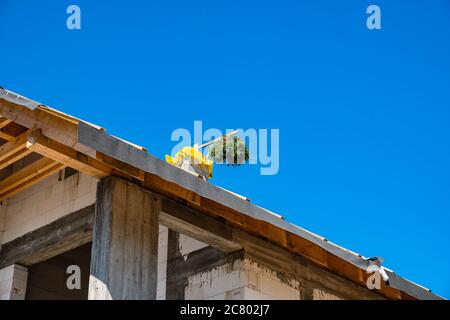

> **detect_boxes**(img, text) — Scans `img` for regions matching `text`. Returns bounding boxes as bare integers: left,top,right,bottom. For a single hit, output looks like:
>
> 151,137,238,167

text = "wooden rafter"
1,99,79,148
26,130,111,179
0,121,28,141
0,130,33,170
0,205,94,268
0,157,64,201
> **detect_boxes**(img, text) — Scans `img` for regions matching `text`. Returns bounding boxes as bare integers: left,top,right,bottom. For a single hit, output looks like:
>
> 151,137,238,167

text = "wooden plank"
96,152,145,181
0,205,94,269
0,122,30,141
0,148,33,171
26,130,111,179
232,229,387,300
0,131,14,141
160,197,243,253
0,158,64,201
108,174,127,298
0,130,33,170
158,195,394,299
166,243,242,300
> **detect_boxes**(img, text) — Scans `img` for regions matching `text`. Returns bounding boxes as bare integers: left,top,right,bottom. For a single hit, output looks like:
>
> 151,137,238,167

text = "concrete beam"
0,205,94,269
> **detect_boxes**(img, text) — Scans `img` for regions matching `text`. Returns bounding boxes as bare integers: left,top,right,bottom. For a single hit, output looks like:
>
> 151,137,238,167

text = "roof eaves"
77,121,444,300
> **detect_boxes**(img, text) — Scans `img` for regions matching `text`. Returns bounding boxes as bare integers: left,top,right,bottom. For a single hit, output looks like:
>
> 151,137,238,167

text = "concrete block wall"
0,170,98,244
0,264,28,300
184,258,301,300
312,288,343,300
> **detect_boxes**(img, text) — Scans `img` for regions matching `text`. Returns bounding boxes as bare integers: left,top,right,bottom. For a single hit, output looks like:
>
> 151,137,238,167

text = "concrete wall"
170,233,303,300
0,170,97,244
177,234,383,300
178,233,208,257
182,253,380,300
0,264,28,300
0,200,6,246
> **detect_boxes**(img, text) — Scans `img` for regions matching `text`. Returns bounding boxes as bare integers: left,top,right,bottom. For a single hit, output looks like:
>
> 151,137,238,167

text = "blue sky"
1,1,449,297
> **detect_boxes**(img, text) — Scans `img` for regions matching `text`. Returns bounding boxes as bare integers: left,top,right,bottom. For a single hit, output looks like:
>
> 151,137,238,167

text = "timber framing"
0,205,95,269
0,130,32,170
26,129,111,179
160,197,243,253
0,117,13,129
0,87,442,300
0,157,64,201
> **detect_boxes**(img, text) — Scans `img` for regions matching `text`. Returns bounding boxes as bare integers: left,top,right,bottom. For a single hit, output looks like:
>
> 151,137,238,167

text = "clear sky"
1,1,449,297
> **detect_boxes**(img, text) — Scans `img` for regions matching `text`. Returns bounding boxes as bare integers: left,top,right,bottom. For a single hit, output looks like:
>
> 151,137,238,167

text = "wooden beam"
0,130,33,170
0,98,94,155
0,157,64,201
0,117,12,129
0,131,14,141
0,205,95,269
158,193,395,299
0,121,29,141
26,130,111,179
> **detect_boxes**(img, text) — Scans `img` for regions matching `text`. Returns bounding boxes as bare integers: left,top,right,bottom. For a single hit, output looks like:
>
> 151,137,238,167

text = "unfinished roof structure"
0,87,442,300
